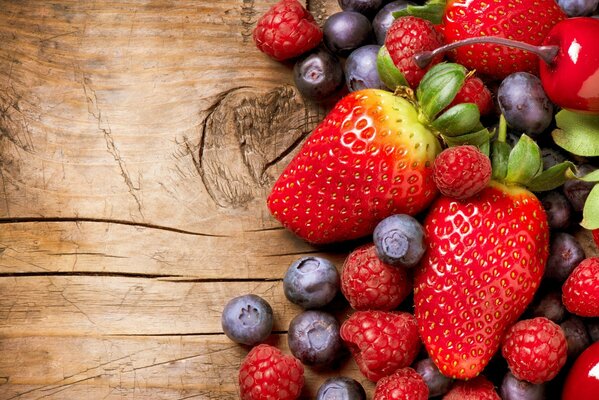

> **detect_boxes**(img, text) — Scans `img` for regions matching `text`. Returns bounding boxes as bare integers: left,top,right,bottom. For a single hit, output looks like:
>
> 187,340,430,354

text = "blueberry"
558,0,599,16
586,318,599,342
323,11,373,56
283,256,340,309
541,191,572,230
372,1,409,44
500,371,546,400
316,377,367,400
530,290,566,323
544,232,586,282
293,48,345,101
373,214,425,268
541,147,567,170
338,0,384,18
344,45,386,92
497,72,554,136
221,294,273,346
287,310,344,366
561,316,591,358
414,358,453,397
563,164,597,212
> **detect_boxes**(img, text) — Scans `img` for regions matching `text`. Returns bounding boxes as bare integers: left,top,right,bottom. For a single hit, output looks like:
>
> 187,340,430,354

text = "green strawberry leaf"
376,46,409,91
577,168,599,182
392,0,446,24
505,135,542,186
443,127,493,148
431,103,480,137
491,141,511,181
552,110,599,156
581,184,599,230
478,140,490,157
417,63,467,121
527,162,576,192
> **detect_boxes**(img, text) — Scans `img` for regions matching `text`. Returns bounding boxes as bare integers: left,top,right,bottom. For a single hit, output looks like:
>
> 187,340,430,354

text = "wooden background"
0,0,378,398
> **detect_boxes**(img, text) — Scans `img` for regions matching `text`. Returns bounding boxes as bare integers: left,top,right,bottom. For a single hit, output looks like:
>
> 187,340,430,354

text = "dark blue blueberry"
541,147,567,170
414,358,453,397
544,232,586,282
541,191,572,230
530,290,566,323
283,256,340,309
221,294,273,346
287,310,344,366
323,11,373,56
293,48,345,101
500,371,546,400
373,214,425,268
497,72,554,136
316,377,367,400
372,1,409,44
563,164,597,212
338,0,384,18
558,0,599,16
561,316,591,358
344,45,386,92
586,318,599,342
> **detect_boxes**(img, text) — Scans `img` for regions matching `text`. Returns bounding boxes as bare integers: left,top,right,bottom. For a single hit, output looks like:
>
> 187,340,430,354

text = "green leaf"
581,184,599,230
443,127,493,148
417,63,467,121
552,110,599,156
491,141,511,181
431,103,480,137
393,0,446,24
376,46,409,91
578,169,599,182
505,135,542,186
527,162,576,192
478,140,490,157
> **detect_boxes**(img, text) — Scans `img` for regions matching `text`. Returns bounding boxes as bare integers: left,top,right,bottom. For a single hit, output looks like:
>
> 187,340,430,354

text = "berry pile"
224,0,599,398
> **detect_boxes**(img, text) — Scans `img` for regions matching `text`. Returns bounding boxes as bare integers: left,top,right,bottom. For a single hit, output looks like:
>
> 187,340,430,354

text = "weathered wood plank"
0,334,376,399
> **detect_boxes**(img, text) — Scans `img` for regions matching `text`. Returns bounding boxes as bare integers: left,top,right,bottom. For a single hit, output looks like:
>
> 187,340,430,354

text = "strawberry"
442,0,567,79
341,243,412,311
432,145,492,200
447,76,494,116
501,317,568,384
253,0,322,61
373,368,429,400
238,344,304,400
443,376,500,400
384,16,445,88
267,89,441,244
340,310,421,382
562,257,599,317
414,130,564,379
593,229,599,249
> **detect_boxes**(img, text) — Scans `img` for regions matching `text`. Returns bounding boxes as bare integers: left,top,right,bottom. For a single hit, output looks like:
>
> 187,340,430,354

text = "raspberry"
373,368,429,400
501,317,568,384
341,243,411,311
447,76,494,116
340,310,421,382
562,257,599,317
238,344,304,400
253,0,322,61
432,145,492,200
385,16,445,88
443,376,500,400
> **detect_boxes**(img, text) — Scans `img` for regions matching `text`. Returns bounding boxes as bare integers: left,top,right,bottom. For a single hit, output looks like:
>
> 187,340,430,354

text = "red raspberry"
385,16,445,88
341,243,411,311
443,376,500,400
432,145,492,200
562,257,599,317
373,368,429,400
447,76,494,116
252,0,322,61
238,344,304,400
501,317,568,384
340,310,421,382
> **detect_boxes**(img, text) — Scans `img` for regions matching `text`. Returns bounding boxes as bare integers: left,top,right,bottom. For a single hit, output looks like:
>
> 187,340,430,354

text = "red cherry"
540,18,599,114
562,341,599,400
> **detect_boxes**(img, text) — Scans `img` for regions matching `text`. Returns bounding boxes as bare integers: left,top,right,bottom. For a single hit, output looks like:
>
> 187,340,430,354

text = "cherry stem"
414,36,559,69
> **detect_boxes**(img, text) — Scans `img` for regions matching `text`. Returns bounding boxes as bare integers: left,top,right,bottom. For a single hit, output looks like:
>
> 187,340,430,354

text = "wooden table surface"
0,0,379,398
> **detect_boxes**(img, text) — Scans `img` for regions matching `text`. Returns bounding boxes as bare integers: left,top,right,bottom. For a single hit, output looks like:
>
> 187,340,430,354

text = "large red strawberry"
268,64,493,244
414,131,571,379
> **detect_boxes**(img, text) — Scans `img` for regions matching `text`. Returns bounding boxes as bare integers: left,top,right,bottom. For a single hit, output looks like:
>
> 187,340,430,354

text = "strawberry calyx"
393,0,446,25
